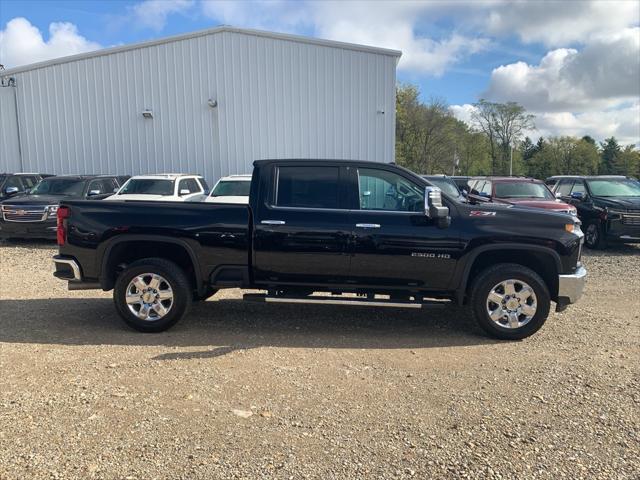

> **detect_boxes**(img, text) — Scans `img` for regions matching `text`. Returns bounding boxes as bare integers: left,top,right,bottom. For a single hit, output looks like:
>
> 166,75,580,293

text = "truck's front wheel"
114,258,192,333
469,263,550,340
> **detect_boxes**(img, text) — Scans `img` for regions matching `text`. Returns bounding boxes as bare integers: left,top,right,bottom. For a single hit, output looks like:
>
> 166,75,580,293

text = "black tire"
469,263,551,340
113,257,192,333
584,221,607,249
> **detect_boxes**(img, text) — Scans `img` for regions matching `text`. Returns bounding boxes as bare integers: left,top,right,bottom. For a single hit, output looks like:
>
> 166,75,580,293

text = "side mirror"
87,189,101,197
179,189,190,196
424,186,450,222
555,192,562,199
113,187,119,192
4,186,19,196
571,192,585,201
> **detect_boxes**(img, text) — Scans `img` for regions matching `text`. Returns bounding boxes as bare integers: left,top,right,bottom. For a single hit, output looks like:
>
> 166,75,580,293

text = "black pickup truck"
53,160,586,340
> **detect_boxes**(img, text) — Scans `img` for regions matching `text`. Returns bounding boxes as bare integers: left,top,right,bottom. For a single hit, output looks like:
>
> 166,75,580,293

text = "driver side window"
358,168,423,212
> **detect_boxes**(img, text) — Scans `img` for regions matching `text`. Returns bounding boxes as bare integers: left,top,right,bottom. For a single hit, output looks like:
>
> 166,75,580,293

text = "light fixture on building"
207,98,218,108
142,109,153,119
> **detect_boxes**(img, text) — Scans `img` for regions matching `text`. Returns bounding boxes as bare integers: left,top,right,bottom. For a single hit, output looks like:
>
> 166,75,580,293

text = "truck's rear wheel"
114,258,191,332
469,263,550,340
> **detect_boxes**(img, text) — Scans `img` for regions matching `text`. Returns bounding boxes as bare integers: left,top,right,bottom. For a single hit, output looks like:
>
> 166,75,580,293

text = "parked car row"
0,174,128,240
432,174,639,250
0,172,255,240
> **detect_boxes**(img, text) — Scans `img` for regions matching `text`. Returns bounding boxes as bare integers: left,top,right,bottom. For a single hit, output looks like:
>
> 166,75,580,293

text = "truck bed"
58,199,251,287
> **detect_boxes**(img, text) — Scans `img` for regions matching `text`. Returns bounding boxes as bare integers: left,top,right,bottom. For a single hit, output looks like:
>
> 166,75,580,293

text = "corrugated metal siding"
1,30,397,181
0,86,22,171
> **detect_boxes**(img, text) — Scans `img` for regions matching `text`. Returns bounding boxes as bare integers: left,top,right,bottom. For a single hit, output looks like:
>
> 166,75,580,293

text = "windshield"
425,177,460,198
494,182,554,199
30,178,85,196
119,179,175,195
211,180,251,197
586,179,640,197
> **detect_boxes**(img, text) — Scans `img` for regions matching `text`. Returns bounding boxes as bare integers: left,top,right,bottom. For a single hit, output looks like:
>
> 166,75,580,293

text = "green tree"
600,137,621,174
572,138,600,175
521,137,536,161
395,84,482,175
471,100,534,175
614,146,640,177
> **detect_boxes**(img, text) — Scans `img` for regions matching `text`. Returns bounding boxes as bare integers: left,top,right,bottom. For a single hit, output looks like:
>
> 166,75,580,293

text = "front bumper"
0,219,57,239
556,266,587,311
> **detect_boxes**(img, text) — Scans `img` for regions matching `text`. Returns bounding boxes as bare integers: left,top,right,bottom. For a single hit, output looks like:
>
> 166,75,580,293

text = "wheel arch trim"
456,243,562,303
98,235,204,294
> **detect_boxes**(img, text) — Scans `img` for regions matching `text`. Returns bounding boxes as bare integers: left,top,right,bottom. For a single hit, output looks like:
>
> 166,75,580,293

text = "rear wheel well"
464,250,558,302
103,241,198,291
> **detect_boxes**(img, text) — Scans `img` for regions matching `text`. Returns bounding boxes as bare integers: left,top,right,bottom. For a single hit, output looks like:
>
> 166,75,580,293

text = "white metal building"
0,27,400,182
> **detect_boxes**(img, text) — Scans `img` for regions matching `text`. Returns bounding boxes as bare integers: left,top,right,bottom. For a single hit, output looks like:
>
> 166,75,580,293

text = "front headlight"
47,205,59,215
565,222,582,235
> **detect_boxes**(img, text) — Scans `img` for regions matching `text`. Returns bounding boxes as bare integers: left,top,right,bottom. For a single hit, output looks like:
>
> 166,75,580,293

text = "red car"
468,177,577,215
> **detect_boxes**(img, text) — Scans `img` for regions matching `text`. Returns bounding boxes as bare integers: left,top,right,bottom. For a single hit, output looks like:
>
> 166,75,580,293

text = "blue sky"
1,0,639,144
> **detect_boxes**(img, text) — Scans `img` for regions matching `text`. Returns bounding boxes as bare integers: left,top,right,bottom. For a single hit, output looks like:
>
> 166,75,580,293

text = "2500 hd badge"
411,252,451,259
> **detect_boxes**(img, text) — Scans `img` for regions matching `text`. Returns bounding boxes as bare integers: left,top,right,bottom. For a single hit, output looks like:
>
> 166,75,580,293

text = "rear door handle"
261,220,286,225
355,223,381,229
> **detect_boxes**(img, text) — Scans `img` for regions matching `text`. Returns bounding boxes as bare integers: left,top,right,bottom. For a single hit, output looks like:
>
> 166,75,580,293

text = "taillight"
57,206,70,245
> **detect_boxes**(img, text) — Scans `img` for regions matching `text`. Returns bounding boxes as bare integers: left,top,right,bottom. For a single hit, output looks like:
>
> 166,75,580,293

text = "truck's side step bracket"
243,293,449,309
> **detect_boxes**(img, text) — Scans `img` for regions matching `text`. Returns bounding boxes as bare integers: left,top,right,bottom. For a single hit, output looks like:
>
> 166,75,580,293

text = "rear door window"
275,166,340,209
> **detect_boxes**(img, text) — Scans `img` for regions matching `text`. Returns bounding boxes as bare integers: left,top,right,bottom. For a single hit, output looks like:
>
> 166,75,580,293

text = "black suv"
0,173,48,201
551,176,640,249
0,175,124,240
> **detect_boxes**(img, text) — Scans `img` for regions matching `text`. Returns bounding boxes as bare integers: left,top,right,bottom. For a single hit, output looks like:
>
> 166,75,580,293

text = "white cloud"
483,28,640,112
450,102,640,146
131,0,195,31
534,104,640,146
449,103,477,126
200,0,491,76
0,17,102,69
481,0,639,47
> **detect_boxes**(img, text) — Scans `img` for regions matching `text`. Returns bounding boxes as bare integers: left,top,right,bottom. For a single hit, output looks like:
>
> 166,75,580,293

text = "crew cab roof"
253,159,397,168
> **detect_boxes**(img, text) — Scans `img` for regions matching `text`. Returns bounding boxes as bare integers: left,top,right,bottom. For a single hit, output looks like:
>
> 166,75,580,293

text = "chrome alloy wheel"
125,273,173,321
486,279,537,329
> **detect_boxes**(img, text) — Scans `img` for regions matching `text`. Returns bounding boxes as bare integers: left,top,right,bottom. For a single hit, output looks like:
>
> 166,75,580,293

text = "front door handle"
355,223,381,229
261,220,286,225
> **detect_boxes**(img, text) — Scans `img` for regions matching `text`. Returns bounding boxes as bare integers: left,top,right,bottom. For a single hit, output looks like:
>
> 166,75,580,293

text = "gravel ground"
0,240,638,479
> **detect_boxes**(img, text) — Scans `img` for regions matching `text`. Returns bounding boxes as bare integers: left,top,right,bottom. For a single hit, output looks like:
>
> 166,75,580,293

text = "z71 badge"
470,211,496,217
